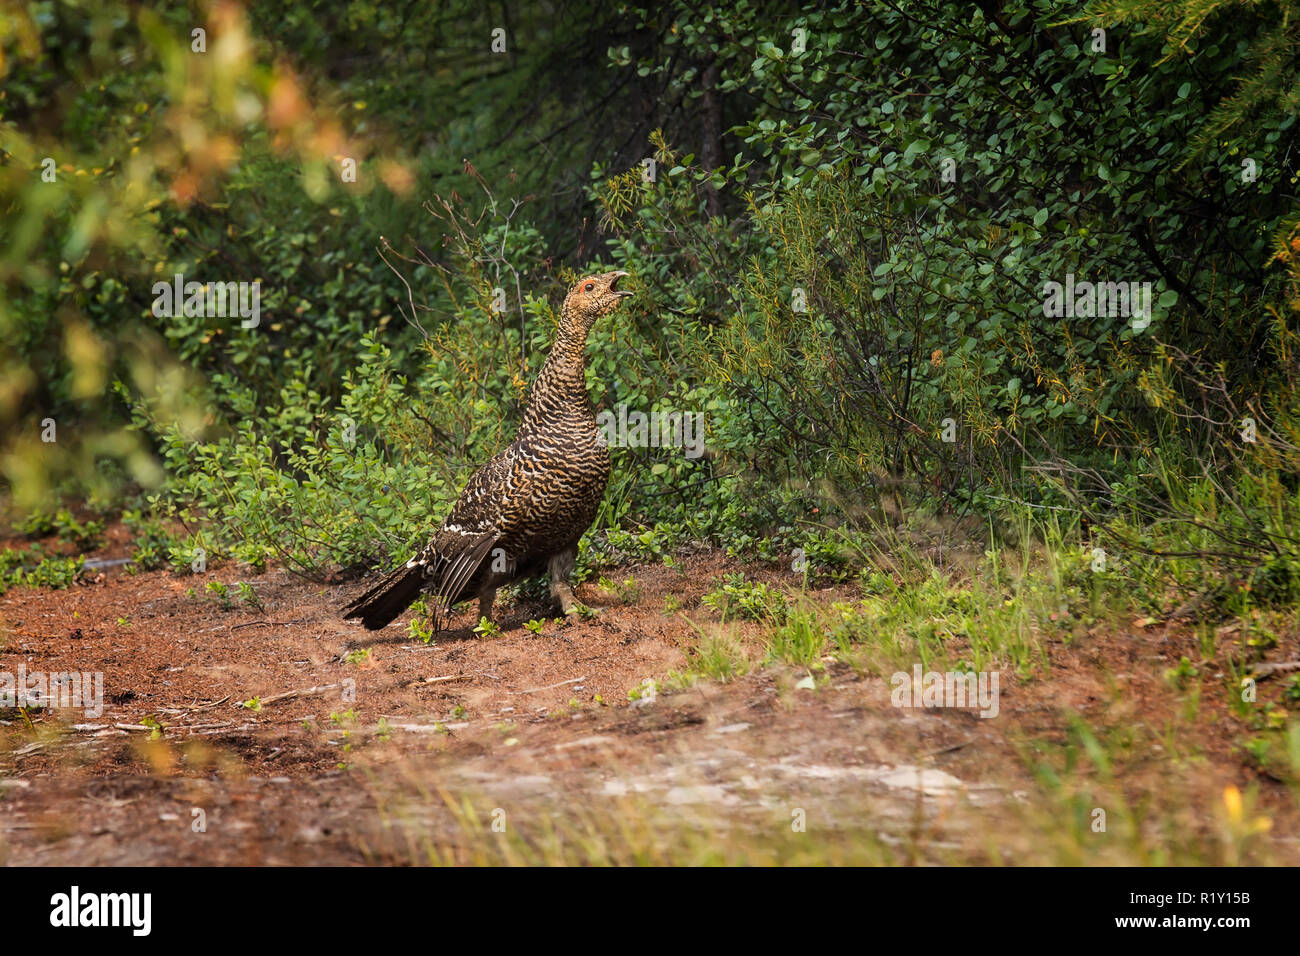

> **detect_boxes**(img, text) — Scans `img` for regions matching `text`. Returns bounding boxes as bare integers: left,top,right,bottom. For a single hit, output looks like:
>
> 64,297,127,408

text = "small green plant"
598,574,642,605
1164,656,1200,690
234,542,270,573
1264,705,1289,730
796,531,854,582
765,609,827,667
28,553,85,589
329,708,360,768
0,547,85,593
661,668,698,691
407,598,434,643
1283,675,1300,706
689,631,749,682
17,510,56,538
122,509,179,572
524,619,545,634
702,573,788,624
474,616,501,638
633,529,665,560
1242,735,1272,769
164,545,195,575
664,594,682,613
20,508,105,550
205,580,233,610
236,581,262,610
1244,614,1280,651
858,570,895,596
344,648,373,667
627,678,658,701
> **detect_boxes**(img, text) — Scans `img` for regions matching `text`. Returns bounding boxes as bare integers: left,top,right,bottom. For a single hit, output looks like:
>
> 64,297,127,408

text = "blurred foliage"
1,0,1299,589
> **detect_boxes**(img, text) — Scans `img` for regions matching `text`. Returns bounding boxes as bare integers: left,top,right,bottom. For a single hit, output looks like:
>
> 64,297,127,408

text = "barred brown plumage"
342,270,633,631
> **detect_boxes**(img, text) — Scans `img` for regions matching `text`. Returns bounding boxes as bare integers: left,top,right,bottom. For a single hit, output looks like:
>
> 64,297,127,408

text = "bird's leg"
547,546,579,615
477,585,497,626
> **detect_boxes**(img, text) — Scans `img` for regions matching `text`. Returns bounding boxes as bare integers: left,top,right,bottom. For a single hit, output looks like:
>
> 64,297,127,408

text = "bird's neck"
519,324,593,433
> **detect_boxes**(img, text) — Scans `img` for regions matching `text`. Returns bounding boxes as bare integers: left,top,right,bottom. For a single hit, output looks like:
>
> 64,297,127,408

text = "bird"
342,270,633,632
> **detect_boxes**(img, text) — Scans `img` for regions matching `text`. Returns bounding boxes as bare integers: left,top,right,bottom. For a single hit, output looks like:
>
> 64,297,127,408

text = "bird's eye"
584,283,594,292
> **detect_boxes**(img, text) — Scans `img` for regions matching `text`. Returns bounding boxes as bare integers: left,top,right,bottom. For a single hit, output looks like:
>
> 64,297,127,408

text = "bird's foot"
477,589,497,624
561,600,595,621
554,585,579,616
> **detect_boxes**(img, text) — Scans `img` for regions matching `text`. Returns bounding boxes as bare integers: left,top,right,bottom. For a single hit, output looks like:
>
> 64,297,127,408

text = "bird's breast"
495,425,610,547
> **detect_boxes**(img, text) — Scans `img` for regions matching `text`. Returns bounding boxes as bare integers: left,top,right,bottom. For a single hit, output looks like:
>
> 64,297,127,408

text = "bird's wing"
440,446,514,531
416,448,518,626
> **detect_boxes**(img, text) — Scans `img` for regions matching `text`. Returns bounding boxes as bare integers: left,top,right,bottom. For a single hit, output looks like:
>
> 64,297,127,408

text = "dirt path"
2,551,1297,865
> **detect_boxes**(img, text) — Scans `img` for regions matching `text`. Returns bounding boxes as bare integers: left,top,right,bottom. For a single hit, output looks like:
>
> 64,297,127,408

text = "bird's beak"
608,271,633,297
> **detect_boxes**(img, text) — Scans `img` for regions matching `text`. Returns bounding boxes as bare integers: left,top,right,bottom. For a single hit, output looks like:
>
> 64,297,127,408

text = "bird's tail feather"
342,560,427,631
431,532,499,629
342,531,499,631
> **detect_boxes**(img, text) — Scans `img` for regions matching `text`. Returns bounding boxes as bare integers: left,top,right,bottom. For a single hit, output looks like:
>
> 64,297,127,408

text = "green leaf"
902,139,928,163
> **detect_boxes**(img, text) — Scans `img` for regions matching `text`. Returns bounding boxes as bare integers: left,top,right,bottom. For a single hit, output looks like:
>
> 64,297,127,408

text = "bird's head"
560,271,633,334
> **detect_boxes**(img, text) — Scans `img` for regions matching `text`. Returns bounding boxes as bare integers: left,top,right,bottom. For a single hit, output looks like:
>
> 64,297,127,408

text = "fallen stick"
520,675,587,694
184,695,231,712
192,724,259,735
231,619,308,630
379,720,470,733
921,740,974,759
1251,660,1300,680
241,683,340,708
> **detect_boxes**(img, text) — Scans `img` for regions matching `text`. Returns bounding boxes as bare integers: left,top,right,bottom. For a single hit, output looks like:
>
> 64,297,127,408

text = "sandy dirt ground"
2,539,1298,865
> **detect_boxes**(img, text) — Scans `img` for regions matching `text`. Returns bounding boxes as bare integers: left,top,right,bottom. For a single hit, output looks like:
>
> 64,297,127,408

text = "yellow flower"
1222,785,1242,823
